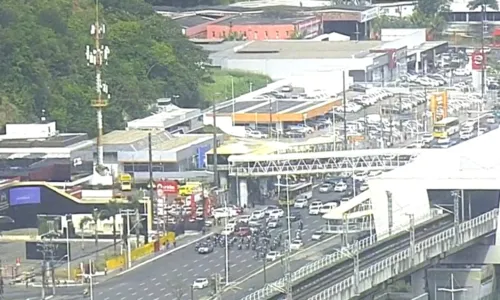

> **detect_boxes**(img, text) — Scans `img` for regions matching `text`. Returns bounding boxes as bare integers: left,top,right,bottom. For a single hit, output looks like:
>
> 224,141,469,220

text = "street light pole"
65,215,71,281
224,195,229,287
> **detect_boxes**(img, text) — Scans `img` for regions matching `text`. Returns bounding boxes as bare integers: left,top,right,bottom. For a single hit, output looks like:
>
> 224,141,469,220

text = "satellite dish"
95,164,109,176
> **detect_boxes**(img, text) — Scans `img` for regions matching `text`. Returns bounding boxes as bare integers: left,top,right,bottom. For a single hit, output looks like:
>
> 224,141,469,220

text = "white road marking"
172,269,177,272
247,264,253,268
152,277,156,281
120,297,125,300
148,293,154,297
215,263,221,267
162,273,167,277
132,292,137,296
144,287,149,291
194,259,198,263
199,264,204,268
160,288,166,292
155,282,161,286
104,298,109,300
182,278,188,282
183,264,189,268
204,268,210,272
209,259,214,263
99,292,103,295
117,292,121,296
230,264,237,268
139,282,145,286
188,268,193,272
128,287,133,291
241,259,247,263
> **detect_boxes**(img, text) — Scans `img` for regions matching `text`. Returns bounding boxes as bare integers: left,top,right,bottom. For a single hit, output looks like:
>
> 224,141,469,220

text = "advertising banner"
471,50,486,70
9,187,41,205
156,180,179,198
190,194,196,218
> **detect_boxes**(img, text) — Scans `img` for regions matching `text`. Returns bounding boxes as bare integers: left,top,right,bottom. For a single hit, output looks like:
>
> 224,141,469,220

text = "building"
173,14,226,39
0,122,93,185
209,29,448,80
127,99,203,134
206,15,322,40
157,2,378,40
97,130,221,181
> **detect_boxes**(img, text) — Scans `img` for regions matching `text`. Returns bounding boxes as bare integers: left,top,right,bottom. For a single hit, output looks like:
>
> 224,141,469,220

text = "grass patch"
201,69,272,103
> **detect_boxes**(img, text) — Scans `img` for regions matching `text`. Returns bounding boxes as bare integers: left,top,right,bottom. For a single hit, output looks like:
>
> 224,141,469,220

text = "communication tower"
85,0,110,169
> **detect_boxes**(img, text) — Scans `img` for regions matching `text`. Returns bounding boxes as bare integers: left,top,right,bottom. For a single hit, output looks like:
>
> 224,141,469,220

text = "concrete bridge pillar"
219,171,228,191
411,268,427,297
239,178,248,208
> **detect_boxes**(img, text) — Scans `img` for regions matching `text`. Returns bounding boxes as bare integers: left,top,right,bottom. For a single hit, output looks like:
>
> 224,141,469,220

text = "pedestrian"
173,240,177,247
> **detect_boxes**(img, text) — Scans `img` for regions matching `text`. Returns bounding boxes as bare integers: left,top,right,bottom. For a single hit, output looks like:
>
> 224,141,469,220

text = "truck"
119,173,133,191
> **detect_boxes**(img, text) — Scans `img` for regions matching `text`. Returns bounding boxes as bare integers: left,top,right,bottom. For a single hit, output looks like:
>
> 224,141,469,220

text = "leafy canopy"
0,0,208,135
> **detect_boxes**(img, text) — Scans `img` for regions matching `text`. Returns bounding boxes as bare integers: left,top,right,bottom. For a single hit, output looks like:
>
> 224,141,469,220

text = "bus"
433,117,460,138
277,182,313,206
119,173,133,191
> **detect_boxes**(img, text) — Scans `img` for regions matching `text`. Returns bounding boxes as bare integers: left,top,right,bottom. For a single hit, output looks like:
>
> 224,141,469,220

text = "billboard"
9,187,41,206
25,241,69,261
197,145,211,169
472,50,486,70
156,180,179,198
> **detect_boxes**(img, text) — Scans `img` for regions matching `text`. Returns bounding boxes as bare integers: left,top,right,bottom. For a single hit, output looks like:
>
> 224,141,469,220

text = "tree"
79,216,93,250
0,0,209,134
127,191,144,247
468,0,498,12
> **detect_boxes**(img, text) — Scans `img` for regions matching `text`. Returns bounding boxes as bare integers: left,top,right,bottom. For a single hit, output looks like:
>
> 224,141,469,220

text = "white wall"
289,71,354,95
369,177,430,238
381,28,426,49
226,58,373,80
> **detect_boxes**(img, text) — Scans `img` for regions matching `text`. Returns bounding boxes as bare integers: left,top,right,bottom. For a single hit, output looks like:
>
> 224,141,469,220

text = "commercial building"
126,99,203,134
0,122,93,185
209,29,448,81
206,15,321,40
98,130,221,182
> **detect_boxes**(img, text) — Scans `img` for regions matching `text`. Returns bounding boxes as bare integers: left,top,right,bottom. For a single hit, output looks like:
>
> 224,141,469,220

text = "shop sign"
360,7,379,23
156,180,179,198
471,50,486,70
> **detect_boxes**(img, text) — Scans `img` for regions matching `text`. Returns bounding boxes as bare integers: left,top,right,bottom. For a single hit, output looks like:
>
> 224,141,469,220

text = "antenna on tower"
86,0,110,175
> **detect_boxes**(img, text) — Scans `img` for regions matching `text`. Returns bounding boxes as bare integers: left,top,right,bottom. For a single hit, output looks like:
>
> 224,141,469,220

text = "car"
220,228,233,236
193,278,209,289
286,212,301,222
308,201,323,215
197,243,214,254
246,130,268,139
268,219,282,228
319,202,338,214
319,183,333,193
294,198,308,208
311,231,324,241
289,239,304,251
265,205,280,215
268,209,284,219
250,209,266,220
422,133,434,144
236,227,251,237
238,215,251,223
334,182,347,192
266,251,281,262
454,69,471,76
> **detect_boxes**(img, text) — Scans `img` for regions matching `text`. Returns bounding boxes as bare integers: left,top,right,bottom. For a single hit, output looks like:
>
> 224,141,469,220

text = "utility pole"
37,238,56,299
342,213,349,248
452,191,460,245
480,3,486,100
342,70,347,150
147,132,153,244
407,213,415,266
353,241,360,296
284,241,293,300
386,191,393,236
389,94,394,147
212,96,219,189
86,0,110,169
88,259,95,300
268,98,273,138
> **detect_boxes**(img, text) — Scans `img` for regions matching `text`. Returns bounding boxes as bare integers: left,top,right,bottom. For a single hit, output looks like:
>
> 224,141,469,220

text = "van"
319,202,338,214
308,201,323,215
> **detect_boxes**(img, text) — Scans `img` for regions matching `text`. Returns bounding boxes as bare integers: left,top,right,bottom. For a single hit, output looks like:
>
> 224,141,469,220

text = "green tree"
468,0,498,11
0,0,209,136
104,200,122,255
79,216,93,250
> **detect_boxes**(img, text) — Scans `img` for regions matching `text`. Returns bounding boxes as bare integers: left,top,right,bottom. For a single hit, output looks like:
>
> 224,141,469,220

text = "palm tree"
79,216,93,250
92,208,108,259
468,0,498,10
106,200,122,255
128,192,143,247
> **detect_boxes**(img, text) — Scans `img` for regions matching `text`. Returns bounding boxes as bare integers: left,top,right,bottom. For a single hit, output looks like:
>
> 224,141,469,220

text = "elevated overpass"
229,148,425,176
239,209,498,300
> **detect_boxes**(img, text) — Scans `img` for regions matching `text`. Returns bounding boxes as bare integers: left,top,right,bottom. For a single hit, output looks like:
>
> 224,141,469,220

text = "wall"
381,28,426,49
368,177,430,237
207,23,295,40
289,71,353,95
225,58,373,80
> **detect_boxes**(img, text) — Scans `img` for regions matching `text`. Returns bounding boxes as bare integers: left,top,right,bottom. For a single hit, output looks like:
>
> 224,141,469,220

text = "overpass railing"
309,208,499,300
240,212,438,300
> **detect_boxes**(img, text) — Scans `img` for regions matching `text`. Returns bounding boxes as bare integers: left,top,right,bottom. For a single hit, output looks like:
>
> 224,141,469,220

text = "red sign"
190,194,197,218
156,180,178,198
471,50,486,70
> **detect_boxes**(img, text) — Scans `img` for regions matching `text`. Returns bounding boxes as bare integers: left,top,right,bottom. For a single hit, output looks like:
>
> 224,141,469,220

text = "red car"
236,227,251,237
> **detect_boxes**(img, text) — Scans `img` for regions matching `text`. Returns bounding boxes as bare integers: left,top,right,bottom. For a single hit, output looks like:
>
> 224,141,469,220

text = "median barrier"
105,255,125,270
159,232,176,245
131,243,154,261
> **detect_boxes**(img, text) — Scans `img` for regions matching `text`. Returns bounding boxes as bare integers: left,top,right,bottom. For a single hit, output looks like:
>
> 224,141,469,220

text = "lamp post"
92,208,106,261
65,214,72,281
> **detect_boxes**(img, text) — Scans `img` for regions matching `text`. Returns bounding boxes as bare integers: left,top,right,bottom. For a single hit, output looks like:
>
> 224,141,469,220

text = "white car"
193,278,209,289
454,69,471,76
238,215,251,223
311,231,324,241
268,209,284,219
334,182,347,192
308,201,323,215
294,198,308,209
266,251,281,262
213,207,238,219
422,133,434,144
268,219,281,228
290,240,304,251
250,209,266,220
319,183,333,193
246,130,268,139
359,182,369,192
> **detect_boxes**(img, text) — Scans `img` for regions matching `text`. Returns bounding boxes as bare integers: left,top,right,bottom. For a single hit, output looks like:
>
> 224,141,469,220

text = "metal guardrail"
309,208,499,300
240,212,437,300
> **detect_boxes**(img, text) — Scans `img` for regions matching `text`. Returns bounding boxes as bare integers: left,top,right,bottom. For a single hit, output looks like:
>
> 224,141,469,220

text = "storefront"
370,46,408,82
